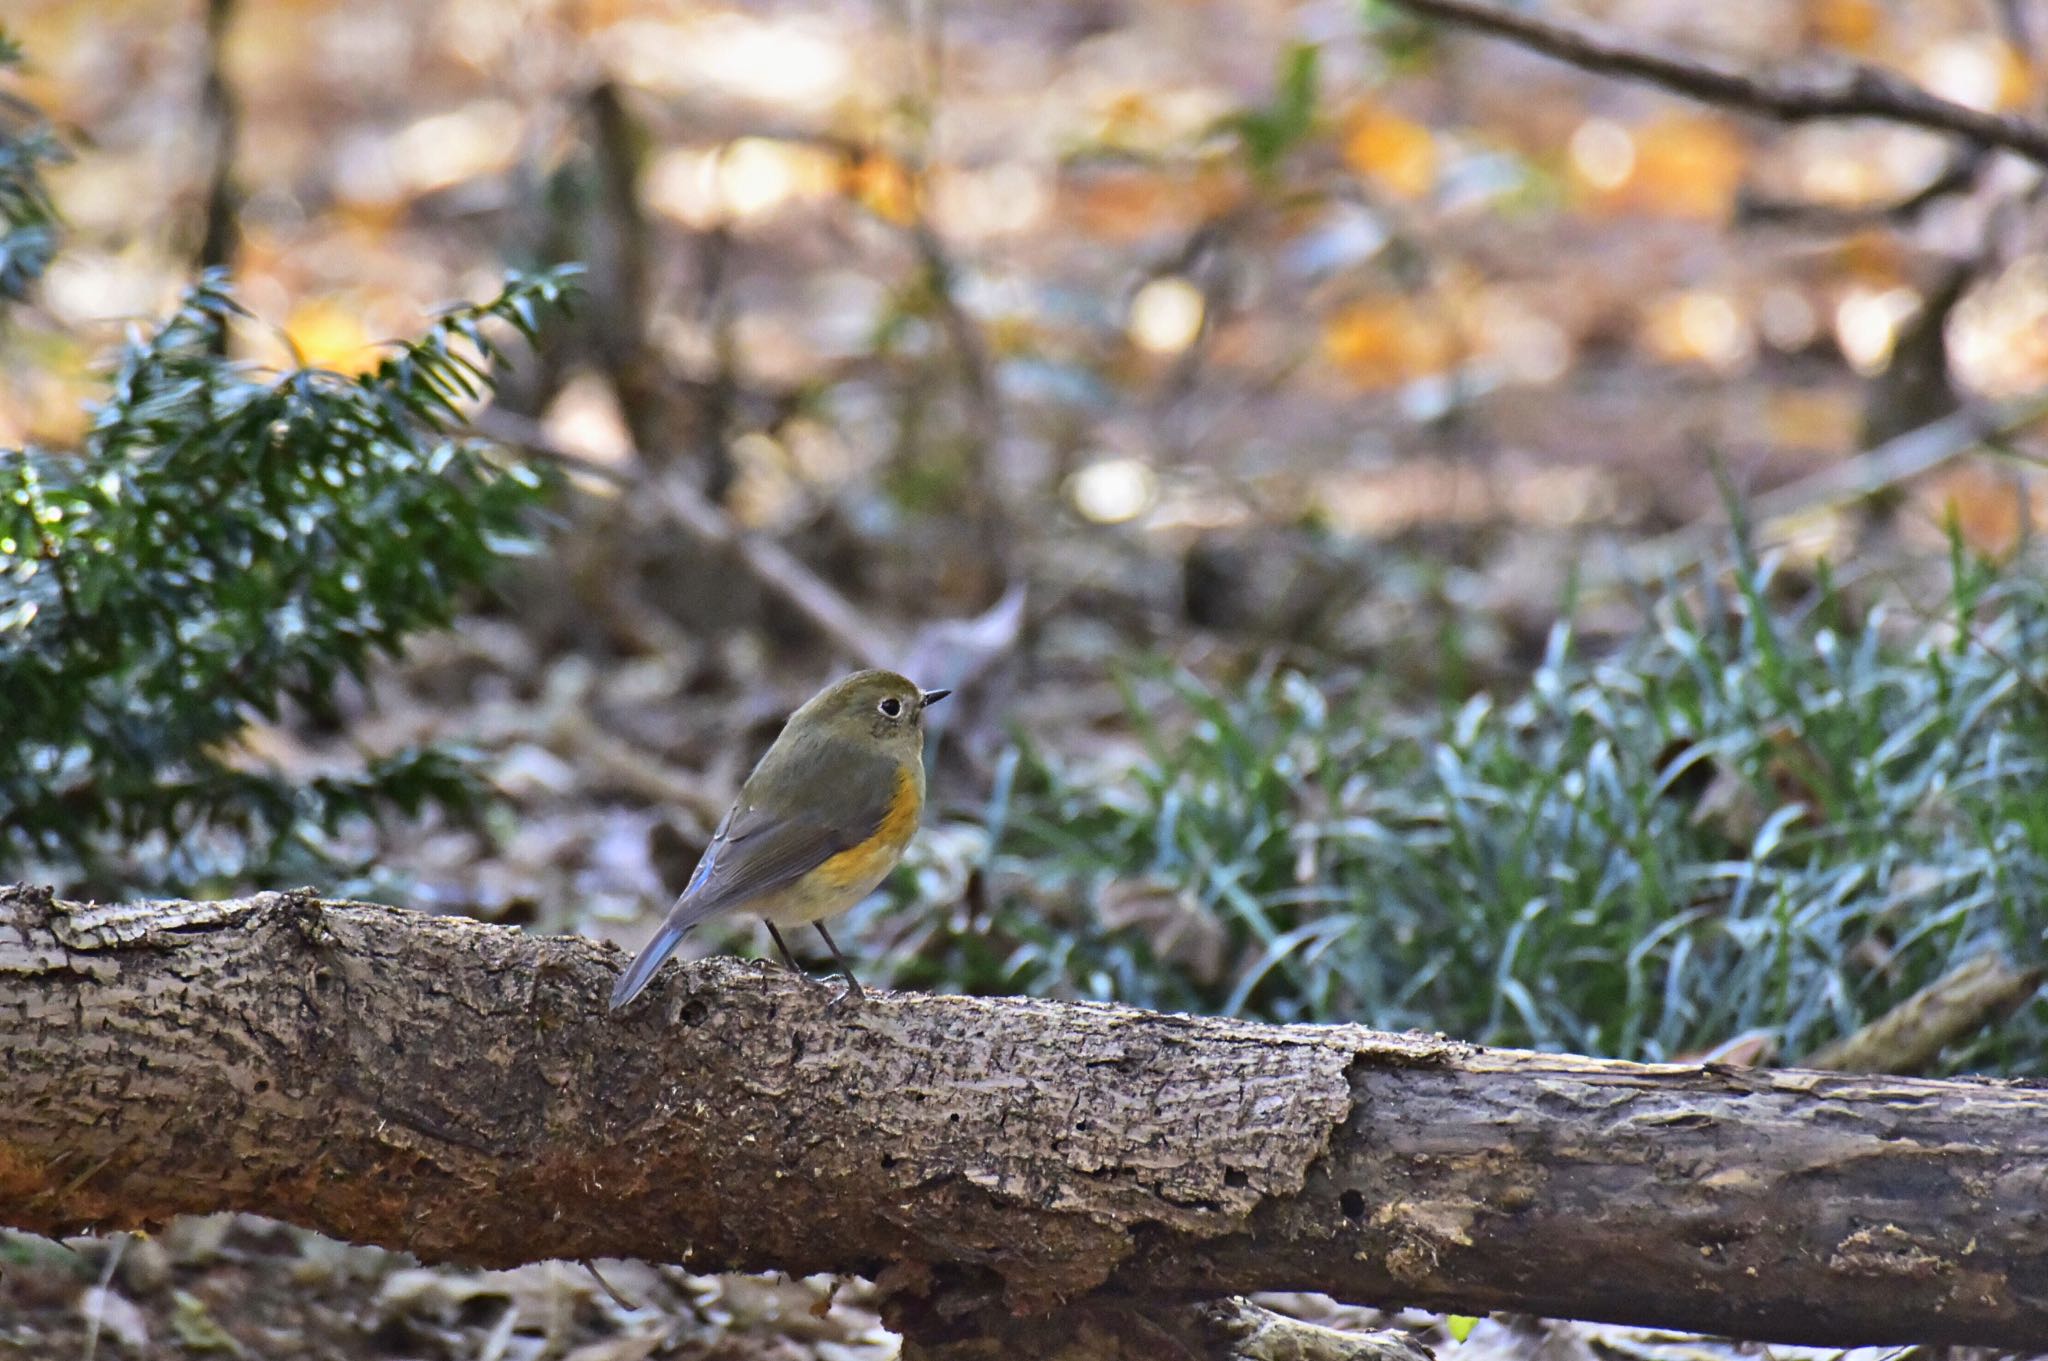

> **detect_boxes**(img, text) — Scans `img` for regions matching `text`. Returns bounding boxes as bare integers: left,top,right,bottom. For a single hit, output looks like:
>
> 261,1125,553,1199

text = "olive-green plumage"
608,669,947,1010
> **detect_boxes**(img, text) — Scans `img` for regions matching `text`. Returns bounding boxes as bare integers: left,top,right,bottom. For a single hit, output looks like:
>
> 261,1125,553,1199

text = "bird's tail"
608,917,696,1011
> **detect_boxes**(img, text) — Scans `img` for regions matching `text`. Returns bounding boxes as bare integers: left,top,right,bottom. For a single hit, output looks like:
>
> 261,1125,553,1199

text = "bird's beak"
920,688,951,711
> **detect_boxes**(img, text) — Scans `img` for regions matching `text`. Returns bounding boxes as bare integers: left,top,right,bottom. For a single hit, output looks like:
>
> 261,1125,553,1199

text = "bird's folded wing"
610,740,903,1009
669,796,884,927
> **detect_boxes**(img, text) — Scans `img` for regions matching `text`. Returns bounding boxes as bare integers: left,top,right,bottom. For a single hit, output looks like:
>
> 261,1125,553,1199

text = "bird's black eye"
879,696,903,718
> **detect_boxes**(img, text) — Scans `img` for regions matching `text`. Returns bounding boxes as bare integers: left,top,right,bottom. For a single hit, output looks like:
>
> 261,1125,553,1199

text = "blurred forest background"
6,0,2048,1356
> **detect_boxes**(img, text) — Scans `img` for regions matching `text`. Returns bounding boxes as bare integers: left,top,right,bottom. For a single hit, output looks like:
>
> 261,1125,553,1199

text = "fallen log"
1,886,2043,1353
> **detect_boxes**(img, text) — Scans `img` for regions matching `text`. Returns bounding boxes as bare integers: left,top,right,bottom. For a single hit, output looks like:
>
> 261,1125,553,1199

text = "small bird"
608,669,948,1011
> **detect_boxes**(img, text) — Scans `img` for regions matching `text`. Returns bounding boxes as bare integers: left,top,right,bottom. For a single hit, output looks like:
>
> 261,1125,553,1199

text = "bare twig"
654,122,1005,459
1806,952,2045,1074
643,473,895,668
467,408,895,668
1151,209,1249,415
194,0,240,275
1737,146,1989,231
78,1233,128,1361
1874,543,2048,705
887,0,1007,522
582,83,744,500
1602,395,2048,584
1379,0,2048,166
580,1259,643,1312
583,82,649,362
908,219,1001,454
546,706,728,823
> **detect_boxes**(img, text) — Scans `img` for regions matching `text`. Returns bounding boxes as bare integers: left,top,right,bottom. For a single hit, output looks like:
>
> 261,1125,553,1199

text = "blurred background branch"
1379,0,2048,162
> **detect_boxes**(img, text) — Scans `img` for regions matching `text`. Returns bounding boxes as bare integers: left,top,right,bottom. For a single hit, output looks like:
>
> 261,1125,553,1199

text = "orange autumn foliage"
1343,104,1437,200
1323,294,1461,388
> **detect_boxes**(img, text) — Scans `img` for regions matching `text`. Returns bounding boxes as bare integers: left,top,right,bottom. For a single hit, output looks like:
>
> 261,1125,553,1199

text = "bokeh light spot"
1128,277,1205,355
1834,286,1921,375
1069,458,1158,524
1569,118,1635,192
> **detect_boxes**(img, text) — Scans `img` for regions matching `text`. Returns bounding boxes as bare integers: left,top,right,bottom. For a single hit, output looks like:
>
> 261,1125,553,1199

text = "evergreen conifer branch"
0,30,62,310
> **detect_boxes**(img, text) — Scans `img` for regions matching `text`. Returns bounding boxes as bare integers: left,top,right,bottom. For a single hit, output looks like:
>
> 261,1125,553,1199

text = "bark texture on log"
2,886,2045,1351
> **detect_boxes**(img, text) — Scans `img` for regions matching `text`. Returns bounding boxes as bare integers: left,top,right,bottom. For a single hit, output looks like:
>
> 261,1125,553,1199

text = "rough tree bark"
1,887,2044,1354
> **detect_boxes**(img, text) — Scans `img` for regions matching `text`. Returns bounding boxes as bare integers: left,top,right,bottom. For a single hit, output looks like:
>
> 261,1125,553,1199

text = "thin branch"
1380,0,2048,166
467,407,896,669
580,1260,644,1313
1806,952,2045,1074
1600,394,2048,585
78,1234,128,1361
1736,146,1989,230
194,0,240,275
640,473,894,669
907,219,1001,454
690,121,1008,463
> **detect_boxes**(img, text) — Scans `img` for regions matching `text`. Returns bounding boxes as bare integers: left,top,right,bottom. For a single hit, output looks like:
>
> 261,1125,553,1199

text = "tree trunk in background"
2,886,2044,1353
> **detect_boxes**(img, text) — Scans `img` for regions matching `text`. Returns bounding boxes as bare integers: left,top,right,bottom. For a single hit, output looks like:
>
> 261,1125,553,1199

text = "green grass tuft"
880,545,2048,1072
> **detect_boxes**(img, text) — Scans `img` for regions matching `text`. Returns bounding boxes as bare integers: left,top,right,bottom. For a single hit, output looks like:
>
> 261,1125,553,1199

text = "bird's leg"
764,922,825,991
813,922,867,1003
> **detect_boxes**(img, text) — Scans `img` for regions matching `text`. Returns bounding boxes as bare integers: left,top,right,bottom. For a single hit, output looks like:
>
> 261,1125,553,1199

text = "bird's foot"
786,962,830,992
